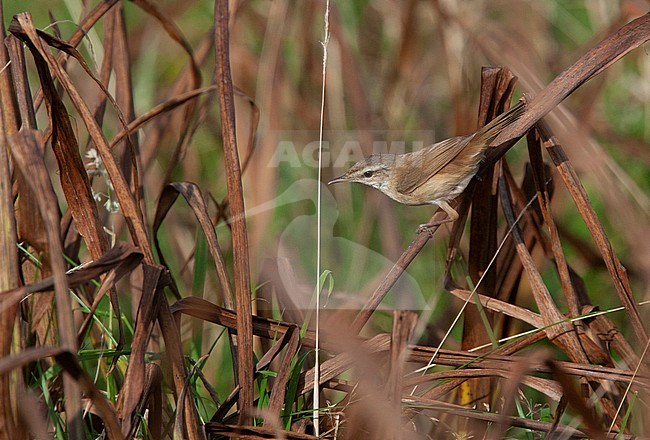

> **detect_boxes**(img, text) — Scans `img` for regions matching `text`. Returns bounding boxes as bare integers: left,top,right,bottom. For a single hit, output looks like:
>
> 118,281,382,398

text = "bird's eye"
363,170,374,178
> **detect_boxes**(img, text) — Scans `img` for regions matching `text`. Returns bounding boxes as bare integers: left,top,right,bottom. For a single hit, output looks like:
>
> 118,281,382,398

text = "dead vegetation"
0,1,649,439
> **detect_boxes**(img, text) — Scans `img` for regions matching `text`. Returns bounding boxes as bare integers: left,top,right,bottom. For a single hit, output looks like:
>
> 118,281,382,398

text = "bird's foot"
417,202,459,235
417,217,451,236
416,224,435,236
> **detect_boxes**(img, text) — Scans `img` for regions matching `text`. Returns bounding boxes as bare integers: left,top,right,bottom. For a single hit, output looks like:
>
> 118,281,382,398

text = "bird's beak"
328,175,348,185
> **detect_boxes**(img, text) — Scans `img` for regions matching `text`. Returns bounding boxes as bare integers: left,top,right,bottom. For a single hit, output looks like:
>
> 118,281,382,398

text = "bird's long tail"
474,100,526,147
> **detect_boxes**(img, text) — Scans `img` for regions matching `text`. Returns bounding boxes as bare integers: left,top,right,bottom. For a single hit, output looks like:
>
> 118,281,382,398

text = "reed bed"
0,1,649,438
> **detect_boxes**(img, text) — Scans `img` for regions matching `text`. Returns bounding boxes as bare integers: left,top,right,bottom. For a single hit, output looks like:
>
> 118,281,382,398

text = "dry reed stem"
0,6,21,437
214,0,254,425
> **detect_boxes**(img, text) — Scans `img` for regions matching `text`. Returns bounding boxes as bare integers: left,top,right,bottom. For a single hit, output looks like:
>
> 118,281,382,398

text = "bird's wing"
395,101,526,195
394,135,471,195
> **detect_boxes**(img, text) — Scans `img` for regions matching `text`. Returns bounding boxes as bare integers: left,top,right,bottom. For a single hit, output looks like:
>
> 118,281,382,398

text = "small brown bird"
328,100,525,230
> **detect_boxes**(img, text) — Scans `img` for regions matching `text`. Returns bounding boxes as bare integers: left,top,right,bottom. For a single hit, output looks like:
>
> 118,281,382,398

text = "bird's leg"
417,200,459,235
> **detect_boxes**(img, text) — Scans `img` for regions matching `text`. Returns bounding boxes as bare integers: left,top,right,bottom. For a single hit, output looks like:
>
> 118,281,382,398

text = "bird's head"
328,154,396,191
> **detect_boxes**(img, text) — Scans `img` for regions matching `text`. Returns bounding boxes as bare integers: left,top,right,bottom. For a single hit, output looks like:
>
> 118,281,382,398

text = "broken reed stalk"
461,67,517,414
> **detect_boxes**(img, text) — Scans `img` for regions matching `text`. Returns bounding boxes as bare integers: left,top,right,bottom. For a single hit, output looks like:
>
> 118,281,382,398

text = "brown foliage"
0,2,648,439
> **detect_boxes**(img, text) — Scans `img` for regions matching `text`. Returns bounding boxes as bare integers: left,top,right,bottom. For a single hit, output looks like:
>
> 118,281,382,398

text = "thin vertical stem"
314,0,330,435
